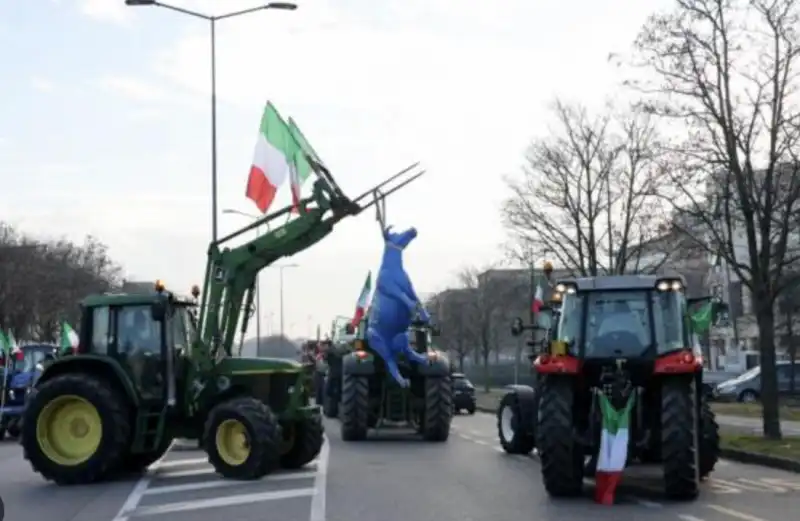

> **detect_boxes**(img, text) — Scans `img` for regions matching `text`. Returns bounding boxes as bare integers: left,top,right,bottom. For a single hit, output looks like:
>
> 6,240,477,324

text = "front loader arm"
192,163,425,375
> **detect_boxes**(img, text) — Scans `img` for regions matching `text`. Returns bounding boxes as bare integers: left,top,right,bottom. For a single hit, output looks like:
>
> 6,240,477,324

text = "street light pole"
274,264,299,338
125,1,298,242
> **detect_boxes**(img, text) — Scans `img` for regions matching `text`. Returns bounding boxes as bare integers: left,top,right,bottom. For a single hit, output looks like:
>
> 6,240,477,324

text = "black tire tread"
536,376,583,497
497,393,535,455
280,417,324,469
422,377,452,442
203,396,281,479
21,373,131,485
662,378,700,499
340,373,369,441
699,398,720,479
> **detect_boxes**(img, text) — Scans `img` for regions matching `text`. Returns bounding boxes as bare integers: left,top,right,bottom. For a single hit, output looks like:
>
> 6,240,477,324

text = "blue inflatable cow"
367,225,431,387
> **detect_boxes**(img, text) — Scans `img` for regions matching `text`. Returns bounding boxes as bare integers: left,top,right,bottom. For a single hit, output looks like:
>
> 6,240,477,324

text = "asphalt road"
1,412,799,521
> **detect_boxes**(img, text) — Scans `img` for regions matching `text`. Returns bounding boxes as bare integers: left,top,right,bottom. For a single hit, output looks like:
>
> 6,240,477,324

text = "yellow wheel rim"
215,419,251,466
36,395,102,466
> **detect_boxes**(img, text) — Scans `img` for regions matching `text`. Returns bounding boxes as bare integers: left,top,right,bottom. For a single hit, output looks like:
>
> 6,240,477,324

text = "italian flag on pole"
531,283,544,314
287,117,322,212
246,102,313,214
60,321,79,355
351,272,372,327
595,392,636,505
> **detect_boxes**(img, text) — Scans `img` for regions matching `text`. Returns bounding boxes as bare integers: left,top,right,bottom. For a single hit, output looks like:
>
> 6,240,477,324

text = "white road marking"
155,457,208,468
129,488,316,517
309,434,330,521
707,504,768,521
113,440,175,521
144,470,317,495
678,515,706,521
632,498,662,508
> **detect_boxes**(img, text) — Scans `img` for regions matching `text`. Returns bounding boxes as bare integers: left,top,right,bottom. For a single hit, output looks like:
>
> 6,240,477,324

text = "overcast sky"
1,0,670,339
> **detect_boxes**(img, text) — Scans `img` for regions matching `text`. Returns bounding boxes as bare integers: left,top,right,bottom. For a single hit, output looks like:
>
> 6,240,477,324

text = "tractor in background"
498,275,722,500
20,160,425,484
0,344,56,440
319,316,357,418
335,314,451,441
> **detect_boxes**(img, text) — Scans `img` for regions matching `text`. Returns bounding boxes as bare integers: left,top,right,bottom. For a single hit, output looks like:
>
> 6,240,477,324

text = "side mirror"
344,323,355,335
151,300,167,321
511,317,524,337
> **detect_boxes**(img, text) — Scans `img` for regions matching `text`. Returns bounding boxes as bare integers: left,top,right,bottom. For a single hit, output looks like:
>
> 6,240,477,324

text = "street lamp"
272,263,299,339
126,0,298,242
222,207,264,353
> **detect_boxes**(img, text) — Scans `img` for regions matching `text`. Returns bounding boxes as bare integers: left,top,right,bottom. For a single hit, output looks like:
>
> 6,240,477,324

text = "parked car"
714,361,800,402
452,373,476,414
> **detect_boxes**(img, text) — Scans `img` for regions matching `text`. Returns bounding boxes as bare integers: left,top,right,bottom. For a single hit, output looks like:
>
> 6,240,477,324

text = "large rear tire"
280,417,324,469
662,378,700,500
497,392,535,455
699,397,720,479
22,374,131,485
421,376,452,442
204,397,282,480
537,376,583,497
340,373,369,441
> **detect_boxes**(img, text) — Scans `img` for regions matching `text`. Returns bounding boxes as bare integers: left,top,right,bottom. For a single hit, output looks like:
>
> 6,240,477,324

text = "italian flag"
595,393,636,505
246,102,312,214
287,117,322,212
531,283,544,314
60,321,79,355
350,272,372,327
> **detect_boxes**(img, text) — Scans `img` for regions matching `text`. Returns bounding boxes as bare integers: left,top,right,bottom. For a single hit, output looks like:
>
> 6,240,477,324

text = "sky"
0,0,672,339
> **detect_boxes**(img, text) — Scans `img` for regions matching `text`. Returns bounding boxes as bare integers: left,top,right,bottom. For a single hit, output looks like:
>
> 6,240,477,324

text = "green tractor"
334,316,452,441
20,162,425,485
319,316,357,419
498,275,723,500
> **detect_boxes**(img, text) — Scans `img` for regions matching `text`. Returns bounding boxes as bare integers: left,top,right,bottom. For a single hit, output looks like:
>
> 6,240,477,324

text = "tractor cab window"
168,305,196,355
651,290,688,353
553,292,584,354
584,290,651,357
22,348,51,372
117,305,161,356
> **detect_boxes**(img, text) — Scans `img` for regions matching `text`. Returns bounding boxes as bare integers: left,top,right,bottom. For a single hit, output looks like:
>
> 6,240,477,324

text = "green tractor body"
498,275,723,501
21,161,426,485
329,317,452,441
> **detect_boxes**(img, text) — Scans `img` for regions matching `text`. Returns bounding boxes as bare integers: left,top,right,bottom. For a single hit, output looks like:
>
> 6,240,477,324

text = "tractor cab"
76,281,199,407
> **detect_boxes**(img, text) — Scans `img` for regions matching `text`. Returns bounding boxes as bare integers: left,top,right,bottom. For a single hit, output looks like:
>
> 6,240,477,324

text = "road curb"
475,404,800,474
719,447,800,473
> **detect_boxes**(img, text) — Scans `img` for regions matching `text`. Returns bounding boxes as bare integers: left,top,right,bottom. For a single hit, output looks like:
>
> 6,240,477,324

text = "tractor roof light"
191,284,200,298
656,279,683,292
155,280,166,292
555,283,567,293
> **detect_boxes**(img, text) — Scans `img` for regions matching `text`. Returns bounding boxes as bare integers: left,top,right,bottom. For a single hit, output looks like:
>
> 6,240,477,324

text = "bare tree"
629,0,800,438
457,265,508,391
0,223,122,341
429,292,471,371
502,100,672,277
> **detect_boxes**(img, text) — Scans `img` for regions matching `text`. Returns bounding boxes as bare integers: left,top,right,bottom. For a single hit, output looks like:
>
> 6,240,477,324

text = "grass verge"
474,387,800,421
721,434,800,462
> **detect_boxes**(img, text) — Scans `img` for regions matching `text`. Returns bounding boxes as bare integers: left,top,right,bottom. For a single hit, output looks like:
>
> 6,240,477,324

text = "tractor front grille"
265,373,299,413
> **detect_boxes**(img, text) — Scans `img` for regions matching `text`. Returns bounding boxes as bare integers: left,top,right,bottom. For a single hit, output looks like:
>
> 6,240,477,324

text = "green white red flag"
60,321,79,355
351,272,372,327
245,102,313,214
595,393,635,504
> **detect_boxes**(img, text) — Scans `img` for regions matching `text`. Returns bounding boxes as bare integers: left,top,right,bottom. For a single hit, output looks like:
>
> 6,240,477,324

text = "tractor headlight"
8,390,15,400
288,386,295,395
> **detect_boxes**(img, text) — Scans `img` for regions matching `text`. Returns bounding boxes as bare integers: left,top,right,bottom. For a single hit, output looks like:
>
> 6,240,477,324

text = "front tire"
497,393,535,454
280,417,324,469
662,378,700,500
537,376,583,497
204,397,282,480
22,374,131,485
421,376,452,442
323,376,339,419
340,373,369,441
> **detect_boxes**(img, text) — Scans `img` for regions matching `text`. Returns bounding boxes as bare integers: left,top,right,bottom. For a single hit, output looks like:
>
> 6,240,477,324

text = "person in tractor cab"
586,298,647,356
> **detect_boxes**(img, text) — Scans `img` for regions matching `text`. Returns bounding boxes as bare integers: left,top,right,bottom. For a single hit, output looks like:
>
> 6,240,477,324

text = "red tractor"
497,275,721,500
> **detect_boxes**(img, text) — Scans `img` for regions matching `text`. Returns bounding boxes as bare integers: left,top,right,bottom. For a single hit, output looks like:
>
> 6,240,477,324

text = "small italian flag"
531,283,544,314
246,102,314,214
595,393,636,505
60,321,79,355
350,272,372,328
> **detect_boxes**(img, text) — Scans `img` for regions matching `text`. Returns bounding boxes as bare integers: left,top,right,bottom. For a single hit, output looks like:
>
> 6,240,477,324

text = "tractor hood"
217,356,304,375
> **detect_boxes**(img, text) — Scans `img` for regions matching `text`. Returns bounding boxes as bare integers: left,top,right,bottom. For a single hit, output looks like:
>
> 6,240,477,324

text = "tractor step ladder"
134,408,166,452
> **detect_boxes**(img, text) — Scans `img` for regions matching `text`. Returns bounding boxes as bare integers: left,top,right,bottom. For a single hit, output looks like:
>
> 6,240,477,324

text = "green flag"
690,301,713,333
0,330,9,355
60,321,79,354
287,117,322,208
